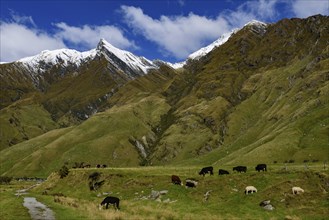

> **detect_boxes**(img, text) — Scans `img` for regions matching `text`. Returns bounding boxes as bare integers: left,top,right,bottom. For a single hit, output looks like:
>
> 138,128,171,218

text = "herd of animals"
99,163,305,210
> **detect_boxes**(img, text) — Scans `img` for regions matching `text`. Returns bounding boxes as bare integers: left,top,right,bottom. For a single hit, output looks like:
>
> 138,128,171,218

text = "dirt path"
23,197,55,220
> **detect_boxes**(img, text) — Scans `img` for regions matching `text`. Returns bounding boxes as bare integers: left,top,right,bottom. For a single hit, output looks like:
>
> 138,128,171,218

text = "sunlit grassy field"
4,165,322,220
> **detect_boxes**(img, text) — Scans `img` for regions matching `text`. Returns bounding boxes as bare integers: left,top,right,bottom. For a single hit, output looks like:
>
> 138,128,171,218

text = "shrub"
0,176,12,184
88,172,104,191
58,165,69,178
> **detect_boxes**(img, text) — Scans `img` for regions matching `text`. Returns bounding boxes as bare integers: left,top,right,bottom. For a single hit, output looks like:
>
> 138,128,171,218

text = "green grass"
26,166,329,219
0,102,58,150
0,181,34,220
0,95,171,177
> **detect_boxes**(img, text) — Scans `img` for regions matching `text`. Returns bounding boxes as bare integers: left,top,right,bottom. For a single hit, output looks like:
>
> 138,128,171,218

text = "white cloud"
291,0,329,18
54,22,137,50
9,10,37,27
120,1,282,59
221,0,279,27
121,5,230,59
0,15,137,62
0,22,66,62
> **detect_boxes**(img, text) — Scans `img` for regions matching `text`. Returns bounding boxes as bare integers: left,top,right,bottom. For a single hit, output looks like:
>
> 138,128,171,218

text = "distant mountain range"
0,15,328,177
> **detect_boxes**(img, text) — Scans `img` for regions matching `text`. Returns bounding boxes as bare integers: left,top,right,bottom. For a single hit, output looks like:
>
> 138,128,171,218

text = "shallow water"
23,197,55,220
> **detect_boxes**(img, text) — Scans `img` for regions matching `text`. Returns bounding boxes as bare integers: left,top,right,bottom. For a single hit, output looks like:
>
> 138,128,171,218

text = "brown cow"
171,175,183,185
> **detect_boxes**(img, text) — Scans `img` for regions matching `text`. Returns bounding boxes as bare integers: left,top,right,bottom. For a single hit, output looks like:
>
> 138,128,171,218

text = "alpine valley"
0,15,328,177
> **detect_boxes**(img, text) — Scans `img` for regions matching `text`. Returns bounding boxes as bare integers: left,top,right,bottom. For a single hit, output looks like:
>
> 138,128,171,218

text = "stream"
15,183,56,220
23,197,55,220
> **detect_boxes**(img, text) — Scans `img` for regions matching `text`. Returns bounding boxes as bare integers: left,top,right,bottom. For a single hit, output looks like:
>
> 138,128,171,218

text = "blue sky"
1,0,328,63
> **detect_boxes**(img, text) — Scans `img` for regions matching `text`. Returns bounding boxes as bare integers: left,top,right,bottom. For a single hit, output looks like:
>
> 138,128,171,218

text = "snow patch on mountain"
244,20,267,35
97,39,157,74
18,48,97,72
188,30,237,60
167,20,268,69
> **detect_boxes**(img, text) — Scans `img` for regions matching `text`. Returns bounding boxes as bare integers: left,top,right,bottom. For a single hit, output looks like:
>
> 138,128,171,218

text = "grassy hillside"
0,15,328,178
2,167,325,220
0,99,58,150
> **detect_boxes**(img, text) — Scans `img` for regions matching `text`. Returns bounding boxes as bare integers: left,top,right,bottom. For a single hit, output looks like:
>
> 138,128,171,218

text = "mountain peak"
243,20,268,35
244,19,267,27
96,38,157,75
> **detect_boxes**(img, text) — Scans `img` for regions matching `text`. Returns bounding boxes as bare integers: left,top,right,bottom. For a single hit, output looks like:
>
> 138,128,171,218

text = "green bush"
58,165,69,178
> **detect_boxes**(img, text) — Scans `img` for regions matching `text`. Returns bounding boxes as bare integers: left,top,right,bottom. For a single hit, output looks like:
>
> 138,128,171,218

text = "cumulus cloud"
0,22,65,62
290,0,329,18
54,22,138,50
121,5,230,59
120,0,282,59
0,15,136,62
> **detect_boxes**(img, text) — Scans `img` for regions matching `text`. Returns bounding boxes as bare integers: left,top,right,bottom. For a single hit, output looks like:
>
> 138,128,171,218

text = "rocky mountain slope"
0,15,328,177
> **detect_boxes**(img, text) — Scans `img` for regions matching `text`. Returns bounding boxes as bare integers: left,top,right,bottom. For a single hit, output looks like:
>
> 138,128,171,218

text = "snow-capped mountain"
15,38,157,79
18,48,97,73
188,30,237,60
243,20,267,35
168,20,268,69
96,39,157,77
7,20,268,74
166,30,236,69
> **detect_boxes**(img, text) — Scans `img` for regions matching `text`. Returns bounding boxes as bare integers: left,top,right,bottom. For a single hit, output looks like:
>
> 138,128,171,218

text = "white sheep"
292,186,304,194
245,186,257,194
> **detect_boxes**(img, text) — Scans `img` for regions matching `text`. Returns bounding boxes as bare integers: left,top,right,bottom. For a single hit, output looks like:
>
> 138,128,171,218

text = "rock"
260,200,274,211
259,200,271,206
149,190,160,199
159,190,168,195
263,204,275,211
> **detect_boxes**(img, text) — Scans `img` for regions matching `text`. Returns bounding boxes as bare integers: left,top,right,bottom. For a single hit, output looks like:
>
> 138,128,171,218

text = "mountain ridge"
0,15,328,177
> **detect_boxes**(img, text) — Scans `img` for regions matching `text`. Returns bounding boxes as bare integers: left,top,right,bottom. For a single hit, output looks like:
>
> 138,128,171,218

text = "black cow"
171,175,182,185
218,169,230,175
199,166,214,176
100,196,120,210
233,166,247,173
255,164,267,172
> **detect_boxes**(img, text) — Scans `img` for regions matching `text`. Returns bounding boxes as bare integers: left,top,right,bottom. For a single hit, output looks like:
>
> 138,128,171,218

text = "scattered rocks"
259,200,275,211
134,189,175,203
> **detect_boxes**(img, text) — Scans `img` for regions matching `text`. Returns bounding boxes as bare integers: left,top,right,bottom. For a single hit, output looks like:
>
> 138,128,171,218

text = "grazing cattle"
218,169,229,175
245,186,257,194
199,166,214,176
292,186,304,195
102,164,107,168
96,164,101,168
233,166,247,173
255,164,267,172
100,196,120,210
171,175,183,185
185,179,198,188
